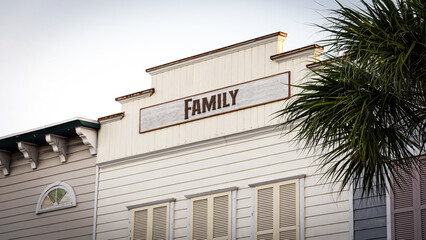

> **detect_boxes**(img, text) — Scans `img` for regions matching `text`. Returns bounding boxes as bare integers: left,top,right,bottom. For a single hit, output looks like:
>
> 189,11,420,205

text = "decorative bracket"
0,150,11,176
75,127,97,155
45,134,68,163
17,142,39,169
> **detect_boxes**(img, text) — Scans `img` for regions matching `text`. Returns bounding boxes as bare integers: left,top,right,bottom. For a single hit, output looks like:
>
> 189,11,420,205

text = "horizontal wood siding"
96,129,349,239
97,41,318,163
0,137,96,240
353,187,387,240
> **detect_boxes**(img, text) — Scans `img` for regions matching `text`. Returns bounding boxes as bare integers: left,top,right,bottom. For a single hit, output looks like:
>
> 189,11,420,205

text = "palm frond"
277,0,425,197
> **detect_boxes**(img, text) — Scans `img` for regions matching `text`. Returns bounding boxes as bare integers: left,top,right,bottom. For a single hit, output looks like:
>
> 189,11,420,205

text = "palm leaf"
276,0,425,197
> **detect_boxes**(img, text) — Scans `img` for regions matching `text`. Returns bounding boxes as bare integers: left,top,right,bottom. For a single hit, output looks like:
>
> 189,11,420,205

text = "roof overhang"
0,117,99,152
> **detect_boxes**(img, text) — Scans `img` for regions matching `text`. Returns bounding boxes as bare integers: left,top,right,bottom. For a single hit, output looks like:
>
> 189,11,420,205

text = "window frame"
250,176,303,240
35,181,77,214
190,191,232,240
130,202,171,240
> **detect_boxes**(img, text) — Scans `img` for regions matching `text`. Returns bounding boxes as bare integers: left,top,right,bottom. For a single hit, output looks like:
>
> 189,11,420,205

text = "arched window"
36,182,76,214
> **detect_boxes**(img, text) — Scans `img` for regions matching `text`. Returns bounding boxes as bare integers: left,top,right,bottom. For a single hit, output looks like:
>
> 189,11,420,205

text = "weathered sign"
139,72,290,133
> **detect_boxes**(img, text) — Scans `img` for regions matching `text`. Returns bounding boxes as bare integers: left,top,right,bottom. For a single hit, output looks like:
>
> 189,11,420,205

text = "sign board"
140,72,290,133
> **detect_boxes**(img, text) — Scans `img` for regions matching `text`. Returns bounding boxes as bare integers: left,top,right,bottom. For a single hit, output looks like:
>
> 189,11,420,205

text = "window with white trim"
131,202,170,240
254,179,299,240
36,181,77,214
190,191,232,240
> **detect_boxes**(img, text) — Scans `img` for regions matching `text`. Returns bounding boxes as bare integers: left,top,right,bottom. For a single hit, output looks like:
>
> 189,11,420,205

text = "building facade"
0,32,423,240
0,118,99,240
94,32,351,240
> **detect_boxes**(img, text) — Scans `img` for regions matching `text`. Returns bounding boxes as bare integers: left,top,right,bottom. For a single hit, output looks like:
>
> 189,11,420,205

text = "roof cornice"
146,32,287,75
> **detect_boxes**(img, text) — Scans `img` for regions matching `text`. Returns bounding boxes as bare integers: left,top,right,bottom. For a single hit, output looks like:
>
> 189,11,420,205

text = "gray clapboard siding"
353,187,387,240
0,136,96,240
13,226,93,240
0,196,94,220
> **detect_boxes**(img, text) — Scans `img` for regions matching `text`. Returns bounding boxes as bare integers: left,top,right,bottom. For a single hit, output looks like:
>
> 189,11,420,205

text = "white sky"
0,0,359,136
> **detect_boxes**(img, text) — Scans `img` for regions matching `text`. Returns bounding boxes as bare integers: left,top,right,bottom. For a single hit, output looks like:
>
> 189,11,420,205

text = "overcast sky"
0,0,360,136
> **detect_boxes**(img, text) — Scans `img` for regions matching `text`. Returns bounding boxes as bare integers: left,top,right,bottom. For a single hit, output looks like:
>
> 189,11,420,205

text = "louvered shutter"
279,182,298,239
421,165,426,239
392,162,426,240
393,170,415,239
255,180,299,240
134,209,148,240
213,195,229,239
257,187,274,239
193,199,208,240
191,192,231,240
132,203,169,240
152,206,168,240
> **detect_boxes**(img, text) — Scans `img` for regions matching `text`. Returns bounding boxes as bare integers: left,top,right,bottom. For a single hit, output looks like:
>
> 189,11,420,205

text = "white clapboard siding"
96,127,349,240
97,39,313,163
0,137,96,240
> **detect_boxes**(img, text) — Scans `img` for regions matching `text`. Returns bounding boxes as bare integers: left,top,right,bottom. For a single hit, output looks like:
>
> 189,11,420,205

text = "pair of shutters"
392,165,426,239
191,192,232,240
132,203,169,240
255,179,299,240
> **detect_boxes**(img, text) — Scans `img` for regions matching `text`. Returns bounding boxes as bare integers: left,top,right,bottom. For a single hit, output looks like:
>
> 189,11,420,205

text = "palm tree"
276,0,425,197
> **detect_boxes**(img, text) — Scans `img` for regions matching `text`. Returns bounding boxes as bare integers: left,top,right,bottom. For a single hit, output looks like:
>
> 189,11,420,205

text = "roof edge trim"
115,88,155,102
0,117,99,141
98,112,125,123
146,32,287,75
270,44,323,62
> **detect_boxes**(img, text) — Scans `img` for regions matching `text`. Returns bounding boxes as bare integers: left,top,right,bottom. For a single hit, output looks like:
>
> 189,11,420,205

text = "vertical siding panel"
164,69,172,101
125,101,133,156
237,50,245,84
180,66,188,100
244,48,252,82
153,73,163,104
251,45,260,79
231,52,239,85
170,68,179,100
242,48,252,131
224,53,232,86
257,105,265,128
222,54,234,134
97,124,108,162
236,50,245,132
193,61,202,94
216,56,227,136
110,119,118,160
264,42,274,76
164,70,172,102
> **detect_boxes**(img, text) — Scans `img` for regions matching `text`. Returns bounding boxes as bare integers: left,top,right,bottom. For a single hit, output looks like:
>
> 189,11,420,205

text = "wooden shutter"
279,182,298,239
132,203,169,240
153,206,168,240
257,187,274,239
191,192,231,240
255,179,299,240
193,198,208,240
213,195,229,238
134,209,148,240
392,162,426,240
393,170,415,239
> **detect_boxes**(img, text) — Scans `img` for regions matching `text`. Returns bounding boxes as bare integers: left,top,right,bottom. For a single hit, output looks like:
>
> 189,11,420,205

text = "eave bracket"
75,126,97,155
0,150,11,176
17,142,39,169
45,134,68,163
